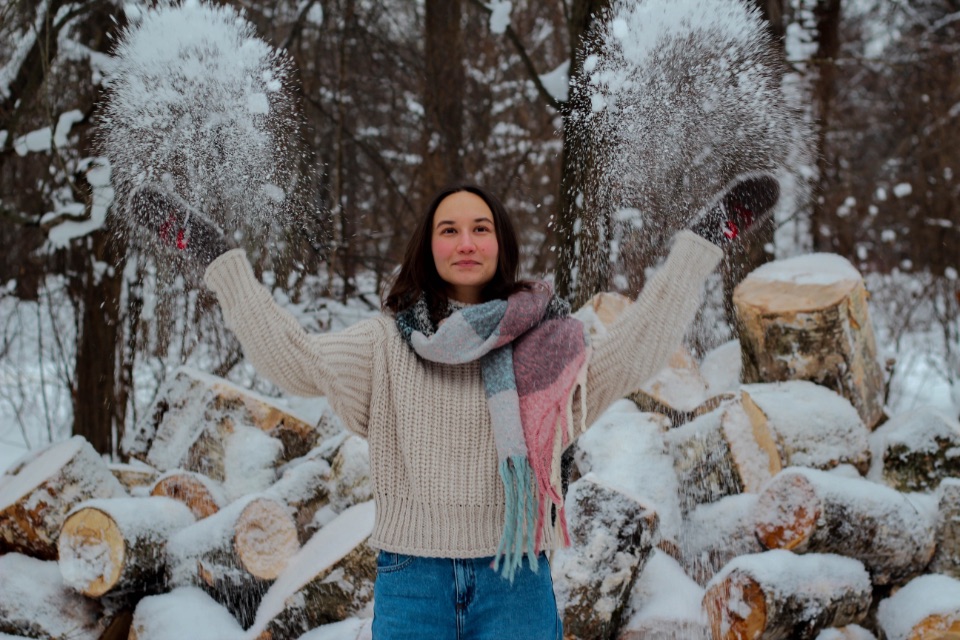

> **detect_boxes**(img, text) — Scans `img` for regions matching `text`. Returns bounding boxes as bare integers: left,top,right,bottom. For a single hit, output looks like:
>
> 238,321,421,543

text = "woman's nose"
458,234,476,251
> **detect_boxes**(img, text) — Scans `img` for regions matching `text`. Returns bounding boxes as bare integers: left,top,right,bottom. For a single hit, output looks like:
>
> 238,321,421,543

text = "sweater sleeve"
580,231,723,429
203,249,378,438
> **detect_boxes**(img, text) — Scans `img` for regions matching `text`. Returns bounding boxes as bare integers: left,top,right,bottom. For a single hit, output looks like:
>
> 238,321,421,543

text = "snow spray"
97,0,308,262
571,0,808,255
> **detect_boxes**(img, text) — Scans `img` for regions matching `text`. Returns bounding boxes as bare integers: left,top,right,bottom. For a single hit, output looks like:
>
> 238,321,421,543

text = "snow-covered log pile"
4,254,960,639
0,366,375,639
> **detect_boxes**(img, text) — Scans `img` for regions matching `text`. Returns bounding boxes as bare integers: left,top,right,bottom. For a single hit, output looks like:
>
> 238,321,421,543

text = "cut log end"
58,507,125,597
909,614,960,640
754,471,820,551
234,498,299,580
704,573,767,640
151,473,220,519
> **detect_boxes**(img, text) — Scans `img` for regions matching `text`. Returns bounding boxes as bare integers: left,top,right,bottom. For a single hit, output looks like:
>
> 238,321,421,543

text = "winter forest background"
0,0,958,467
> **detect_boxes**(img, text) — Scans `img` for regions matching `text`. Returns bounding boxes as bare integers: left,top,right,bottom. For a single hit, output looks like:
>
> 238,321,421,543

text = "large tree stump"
876,574,960,640
665,401,781,514
741,381,871,473
619,550,709,639
681,493,763,586
249,501,377,640
167,495,300,628
704,550,872,640
0,553,104,640
574,402,681,550
150,470,226,519
0,436,126,559
128,586,244,640
928,478,960,578
58,496,195,597
754,467,937,585
868,407,960,492
733,254,885,428
552,475,660,640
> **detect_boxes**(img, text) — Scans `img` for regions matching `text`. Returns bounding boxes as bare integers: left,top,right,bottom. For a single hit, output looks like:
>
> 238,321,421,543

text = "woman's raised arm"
204,249,379,438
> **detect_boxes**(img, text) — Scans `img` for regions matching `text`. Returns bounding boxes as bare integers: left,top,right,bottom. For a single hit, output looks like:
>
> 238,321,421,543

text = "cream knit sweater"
204,230,722,558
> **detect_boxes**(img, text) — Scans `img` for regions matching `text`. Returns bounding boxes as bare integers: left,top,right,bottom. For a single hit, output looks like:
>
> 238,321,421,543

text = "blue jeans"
372,551,562,640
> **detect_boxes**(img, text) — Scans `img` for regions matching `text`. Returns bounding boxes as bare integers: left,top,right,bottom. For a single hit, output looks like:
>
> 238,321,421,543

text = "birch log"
704,550,872,640
264,458,332,544
249,501,377,640
681,493,763,586
58,496,195,597
0,436,126,559
665,401,780,514
876,574,960,640
150,470,226,519
754,467,937,585
553,475,660,640
128,586,244,640
741,381,871,473
929,478,960,578
167,495,300,628
733,254,885,428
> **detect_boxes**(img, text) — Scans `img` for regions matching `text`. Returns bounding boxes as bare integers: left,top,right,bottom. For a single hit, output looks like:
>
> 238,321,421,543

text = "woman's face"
431,191,499,304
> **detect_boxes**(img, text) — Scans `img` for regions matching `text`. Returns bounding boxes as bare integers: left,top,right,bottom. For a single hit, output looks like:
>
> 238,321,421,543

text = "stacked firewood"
2,252,960,639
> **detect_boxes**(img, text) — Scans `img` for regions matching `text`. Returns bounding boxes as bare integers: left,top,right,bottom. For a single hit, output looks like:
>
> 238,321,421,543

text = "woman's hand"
130,186,230,268
690,173,780,246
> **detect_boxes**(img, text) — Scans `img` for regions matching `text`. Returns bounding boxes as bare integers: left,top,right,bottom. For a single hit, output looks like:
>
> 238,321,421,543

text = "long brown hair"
383,183,526,319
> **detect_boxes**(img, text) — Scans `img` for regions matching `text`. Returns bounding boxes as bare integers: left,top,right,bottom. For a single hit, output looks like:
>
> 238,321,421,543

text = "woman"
153,179,770,638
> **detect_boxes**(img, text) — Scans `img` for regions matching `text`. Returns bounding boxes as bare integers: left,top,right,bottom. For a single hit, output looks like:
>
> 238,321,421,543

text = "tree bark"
809,0,842,252
553,476,659,640
422,0,465,203
150,471,225,520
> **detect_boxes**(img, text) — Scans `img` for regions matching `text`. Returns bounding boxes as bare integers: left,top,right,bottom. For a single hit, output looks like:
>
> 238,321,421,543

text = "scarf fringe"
493,456,539,582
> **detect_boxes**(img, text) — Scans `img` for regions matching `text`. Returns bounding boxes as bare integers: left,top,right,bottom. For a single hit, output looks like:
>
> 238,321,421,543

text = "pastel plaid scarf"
396,283,590,580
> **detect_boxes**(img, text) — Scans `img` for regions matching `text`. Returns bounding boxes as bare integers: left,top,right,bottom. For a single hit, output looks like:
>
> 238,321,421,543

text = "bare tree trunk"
555,0,612,307
810,0,841,252
422,0,465,203
70,229,124,456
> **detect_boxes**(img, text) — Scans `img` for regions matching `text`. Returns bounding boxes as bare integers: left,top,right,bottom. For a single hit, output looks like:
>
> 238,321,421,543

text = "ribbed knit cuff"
203,248,259,311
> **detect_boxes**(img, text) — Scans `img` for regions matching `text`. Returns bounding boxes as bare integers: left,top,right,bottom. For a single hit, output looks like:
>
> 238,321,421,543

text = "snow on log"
741,381,871,473
876,573,960,640
264,457,332,544
108,460,159,494
295,617,372,640
326,435,372,512
552,475,660,640
150,470,226,519
128,586,244,640
868,407,960,492
815,626,877,640
138,368,301,498
58,496,195,597
574,400,681,550
665,400,780,514
703,550,872,640
619,550,709,639
0,436,126,559
929,478,960,578
167,495,300,628
627,347,711,423
574,291,633,338
733,254,885,428
248,500,377,640
754,467,937,585
681,493,763,586
701,339,742,398
0,554,104,640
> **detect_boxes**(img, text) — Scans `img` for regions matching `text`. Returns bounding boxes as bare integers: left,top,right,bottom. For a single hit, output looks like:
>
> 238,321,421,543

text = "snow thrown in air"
96,0,307,267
